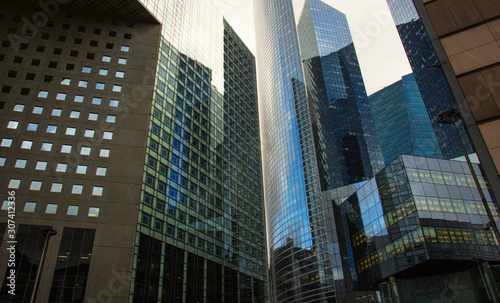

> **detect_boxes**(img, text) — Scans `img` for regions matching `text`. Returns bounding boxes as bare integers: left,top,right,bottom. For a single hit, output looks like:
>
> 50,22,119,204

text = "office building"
369,73,443,165
0,0,266,302
328,155,500,302
255,0,383,301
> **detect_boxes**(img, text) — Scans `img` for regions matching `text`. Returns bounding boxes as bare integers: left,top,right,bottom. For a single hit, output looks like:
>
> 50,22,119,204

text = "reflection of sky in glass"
358,180,388,237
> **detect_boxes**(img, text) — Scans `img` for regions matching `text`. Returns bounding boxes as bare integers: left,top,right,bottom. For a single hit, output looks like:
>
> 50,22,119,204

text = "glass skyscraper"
255,0,383,301
369,73,443,165
0,0,266,302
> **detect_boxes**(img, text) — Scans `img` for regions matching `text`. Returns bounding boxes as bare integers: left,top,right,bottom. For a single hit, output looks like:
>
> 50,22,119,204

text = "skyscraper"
0,1,266,302
255,0,383,301
369,73,443,165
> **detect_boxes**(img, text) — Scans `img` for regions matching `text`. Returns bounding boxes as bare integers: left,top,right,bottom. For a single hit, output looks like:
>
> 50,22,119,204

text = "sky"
213,0,413,95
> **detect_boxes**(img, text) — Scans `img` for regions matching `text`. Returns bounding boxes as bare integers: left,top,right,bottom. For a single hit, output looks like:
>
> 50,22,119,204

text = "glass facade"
385,0,473,159
369,73,443,165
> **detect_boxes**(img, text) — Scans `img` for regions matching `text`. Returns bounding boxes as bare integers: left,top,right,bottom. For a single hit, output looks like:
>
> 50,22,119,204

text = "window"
51,183,63,192
96,167,107,176
2,85,12,93
30,181,42,191
67,205,79,215
76,165,87,174
46,204,58,214
19,88,30,95
36,45,45,52
61,78,71,85
38,90,48,98
103,132,113,140
118,58,127,64
74,95,84,103
95,83,105,90
99,69,108,76
71,185,83,194
46,125,57,133
14,104,24,112
92,97,101,105
36,161,47,170
56,163,67,172
78,81,88,88
88,113,98,121
48,61,58,68
56,93,66,100
14,159,27,168
84,129,95,138
90,40,98,47
44,75,53,82
41,142,52,151
81,147,91,155
102,55,111,62
82,66,91,73
8,179,21,189
106,115,116,123
52,108,62,116
7,70,17,78
99,149,110,157
115,71,124,78
70,50,78,57
21,140,32,149
124,33,132,39
0,157,5,166
106,43,113,49
70,111,80,119
24,202,36,212
112,85,121,92
61,145,72,153
109,100,119,107
7,121,19,129
121,45,130,52
26,73,35,80
33,106,43,114
27,123,38,131
92,187,103,196
1,138,13,147
67,64,76,71
86,53,95,60
31,58,39,65
93,28,101,35
88,207,100,217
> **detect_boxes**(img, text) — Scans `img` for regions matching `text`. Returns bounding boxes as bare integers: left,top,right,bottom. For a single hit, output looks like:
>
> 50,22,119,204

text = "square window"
95,83,105,90
102,55,111,62
0,157,5,166
2,200,10,210
103,132,113,140
78,81,88,88
66,127,76,136
15,159,27,168
62,23,70,30
84,129,95,137
99,69,108,76
112,85,122,92
96,167,107,176
13,104,25,112
30,181,42,191
19,88,30,95
26,73,35,80
92,186,103,196
53,48,62,55
7,70,17,78
121,45,130,52
46,125,57,133
92,97,102,105
88,207,100,217
57,35,66,42
100,149,110,157
124,33,132,39
70,111,80,119
118,58,127,64
109,100,119,107
82,66,91,73
7,121,19,129
56,163,67,172
46,204,58,214
51,183,63,192
66,64,75,71
44,75,53,83
109,31,117,37
71,185,83,195
33,106,43,114
42,32,50,39
27,123,38,131
36,161,47,170
74,95,84,103
31,58,39,66
74,38,82,44
115,71,124,78
56,93,66,100
93,28,101,35
106,43,114,49
1,85,12,93
78,26,86,32
48,61,58,68
81,146,91,155
76,165,87,174
38,91,48,98
90,40,98,47
106,115,116,123
24,202,36,212
61,78,71,85
70,50,78,57
88,113,98,121
41,142,52,151
1,138,13,147
52,108,62,116
21,140,32,149
36,45,45,52
61,145,72,153
8,179,21,189
67,205,79,215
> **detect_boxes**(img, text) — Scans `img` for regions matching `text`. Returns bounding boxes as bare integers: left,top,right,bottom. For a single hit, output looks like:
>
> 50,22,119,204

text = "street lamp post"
438,108,500,245
30,227,57,303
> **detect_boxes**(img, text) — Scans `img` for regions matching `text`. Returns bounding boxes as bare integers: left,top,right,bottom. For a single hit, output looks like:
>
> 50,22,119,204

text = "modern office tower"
385,0,474,161
254,0,383,301
0,1,266,302
405,0,500,211
369,73,443,165
328,155,500,302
